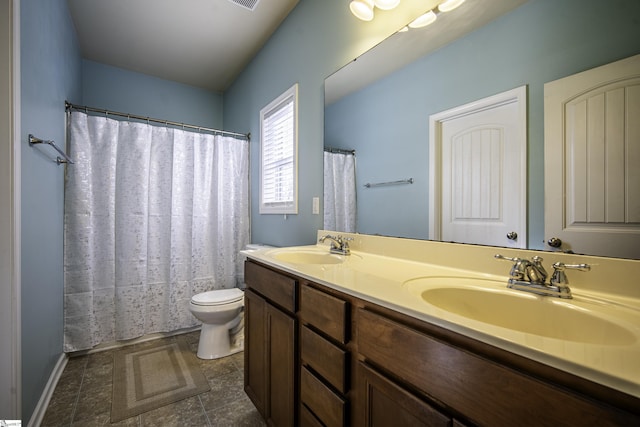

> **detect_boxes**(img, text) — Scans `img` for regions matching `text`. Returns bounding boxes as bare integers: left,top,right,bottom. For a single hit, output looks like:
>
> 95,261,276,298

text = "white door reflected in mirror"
545,54,640,259
430,86,527,249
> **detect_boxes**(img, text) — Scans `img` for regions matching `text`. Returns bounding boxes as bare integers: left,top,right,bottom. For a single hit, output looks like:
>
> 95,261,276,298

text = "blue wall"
20,0,82,420
20,6,223,422
82,60,223,128
226,0,640,248
325,0,640,246
223,0,429,247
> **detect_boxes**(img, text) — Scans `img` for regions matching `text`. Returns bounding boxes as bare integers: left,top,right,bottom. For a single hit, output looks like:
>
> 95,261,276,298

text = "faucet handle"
550,262,591,285
495,254,529,280
494,254,521,263
553,262,591,272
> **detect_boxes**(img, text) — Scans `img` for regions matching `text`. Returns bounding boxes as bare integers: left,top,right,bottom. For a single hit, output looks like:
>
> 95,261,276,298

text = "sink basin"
404,277,636,345
271,250,345,265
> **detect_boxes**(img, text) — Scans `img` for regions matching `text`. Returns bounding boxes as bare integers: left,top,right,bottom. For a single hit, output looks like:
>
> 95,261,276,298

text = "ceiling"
67,0,299,92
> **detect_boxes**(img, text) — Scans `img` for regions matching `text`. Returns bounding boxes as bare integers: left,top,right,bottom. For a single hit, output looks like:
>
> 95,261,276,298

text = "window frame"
259,83,298,214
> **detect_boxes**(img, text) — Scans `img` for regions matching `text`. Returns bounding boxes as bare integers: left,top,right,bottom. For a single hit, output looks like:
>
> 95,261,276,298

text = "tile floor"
41,331,266,427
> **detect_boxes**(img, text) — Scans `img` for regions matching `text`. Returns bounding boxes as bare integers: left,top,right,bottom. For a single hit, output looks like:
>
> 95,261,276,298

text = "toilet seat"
191,288,244,306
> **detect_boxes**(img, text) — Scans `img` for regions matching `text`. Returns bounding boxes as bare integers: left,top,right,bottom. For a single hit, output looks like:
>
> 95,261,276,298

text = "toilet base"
196,319,244,360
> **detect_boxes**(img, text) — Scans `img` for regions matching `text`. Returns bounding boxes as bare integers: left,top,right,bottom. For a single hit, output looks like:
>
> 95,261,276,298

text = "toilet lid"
191,288,244,306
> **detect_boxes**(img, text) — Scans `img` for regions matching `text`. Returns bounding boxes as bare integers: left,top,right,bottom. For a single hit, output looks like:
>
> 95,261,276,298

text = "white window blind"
260,84,298,214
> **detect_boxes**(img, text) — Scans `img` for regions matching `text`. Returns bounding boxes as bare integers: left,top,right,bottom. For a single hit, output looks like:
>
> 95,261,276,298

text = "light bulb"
408,10,437,28
374,0,401,10
438,0,465,13
350,0,375,21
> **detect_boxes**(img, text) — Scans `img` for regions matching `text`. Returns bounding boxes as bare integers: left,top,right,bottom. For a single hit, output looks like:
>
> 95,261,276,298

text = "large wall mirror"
324,0,640,259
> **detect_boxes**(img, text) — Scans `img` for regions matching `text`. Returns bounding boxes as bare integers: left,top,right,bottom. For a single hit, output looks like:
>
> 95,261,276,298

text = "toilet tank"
237,244,275,288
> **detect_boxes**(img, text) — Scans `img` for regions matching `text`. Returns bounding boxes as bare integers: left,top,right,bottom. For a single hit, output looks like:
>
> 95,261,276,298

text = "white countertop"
244,242,640,400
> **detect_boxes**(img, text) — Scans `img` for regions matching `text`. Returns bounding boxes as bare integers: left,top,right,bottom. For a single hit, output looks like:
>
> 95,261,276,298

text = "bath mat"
111,337,210,422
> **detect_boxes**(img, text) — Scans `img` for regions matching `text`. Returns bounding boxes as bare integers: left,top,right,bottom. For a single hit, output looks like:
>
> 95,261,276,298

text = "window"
260,84,298,214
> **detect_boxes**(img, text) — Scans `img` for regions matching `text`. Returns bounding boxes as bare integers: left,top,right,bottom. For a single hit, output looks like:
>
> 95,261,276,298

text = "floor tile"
42,332,260,426
140,395,208,427
199,371,246,412
205,397,266,427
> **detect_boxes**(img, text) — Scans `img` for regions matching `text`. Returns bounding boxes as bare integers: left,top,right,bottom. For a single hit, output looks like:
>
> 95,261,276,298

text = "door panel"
545,54,640,259
430,86,527,248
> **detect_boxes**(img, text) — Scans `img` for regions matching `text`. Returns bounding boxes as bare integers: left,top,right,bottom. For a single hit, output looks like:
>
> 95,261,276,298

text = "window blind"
260,84,298,214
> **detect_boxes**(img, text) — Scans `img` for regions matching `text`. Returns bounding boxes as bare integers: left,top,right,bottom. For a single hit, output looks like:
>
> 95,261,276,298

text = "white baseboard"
27,353,68,427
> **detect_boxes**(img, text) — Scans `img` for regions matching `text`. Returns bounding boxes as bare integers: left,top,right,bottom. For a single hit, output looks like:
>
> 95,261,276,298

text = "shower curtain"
323,151,356,233
63,111,249,352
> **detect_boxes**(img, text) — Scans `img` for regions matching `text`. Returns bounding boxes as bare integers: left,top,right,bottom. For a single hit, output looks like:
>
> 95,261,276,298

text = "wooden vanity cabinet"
356,306,640,426
244,260,640,427
244,261,297,427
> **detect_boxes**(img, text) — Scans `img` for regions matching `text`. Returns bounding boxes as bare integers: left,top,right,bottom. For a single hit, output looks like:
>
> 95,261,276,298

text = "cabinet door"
244,289,267,416
245,289,297,427
358,362,450,427
266,302,296,427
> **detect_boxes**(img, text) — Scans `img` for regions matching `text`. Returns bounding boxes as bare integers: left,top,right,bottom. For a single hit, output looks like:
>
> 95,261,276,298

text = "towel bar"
29,134,74,165
364,178,413,188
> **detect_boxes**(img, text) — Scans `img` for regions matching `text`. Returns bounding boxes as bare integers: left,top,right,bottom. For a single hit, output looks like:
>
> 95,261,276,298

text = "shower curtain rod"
65,101,250,140
324,146,355,155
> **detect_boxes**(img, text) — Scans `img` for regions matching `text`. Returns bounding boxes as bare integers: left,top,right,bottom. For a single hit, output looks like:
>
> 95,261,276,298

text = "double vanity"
243,231,640,426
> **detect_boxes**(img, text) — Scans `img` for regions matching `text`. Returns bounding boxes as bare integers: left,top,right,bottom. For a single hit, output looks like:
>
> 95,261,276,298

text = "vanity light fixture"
438,0,465,13
350,0,375,21
373,0,401,10
408,10,437,28
400,0,467,32
351,0,464,23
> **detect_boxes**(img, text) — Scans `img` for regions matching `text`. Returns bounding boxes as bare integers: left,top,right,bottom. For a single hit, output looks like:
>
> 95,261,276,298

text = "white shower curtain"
63,111,249,352
323,151,356,233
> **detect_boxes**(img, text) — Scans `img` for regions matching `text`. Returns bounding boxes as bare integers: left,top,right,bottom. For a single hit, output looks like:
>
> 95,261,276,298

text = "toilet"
189,288,245,360
189,243,273,359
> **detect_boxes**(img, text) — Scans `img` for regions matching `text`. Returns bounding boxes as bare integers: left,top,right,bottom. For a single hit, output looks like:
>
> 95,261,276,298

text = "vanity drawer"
244,260,297,313
301,366,346,427
357,308,636,426
300,284,348,343
301,325,348,393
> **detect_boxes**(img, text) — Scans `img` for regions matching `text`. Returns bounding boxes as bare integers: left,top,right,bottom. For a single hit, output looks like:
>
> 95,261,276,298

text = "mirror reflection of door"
429,86,527,248
545,54,640,259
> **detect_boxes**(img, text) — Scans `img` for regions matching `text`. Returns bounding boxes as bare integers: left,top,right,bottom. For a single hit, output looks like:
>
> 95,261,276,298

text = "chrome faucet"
319,234,352,255
495,254,590,299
